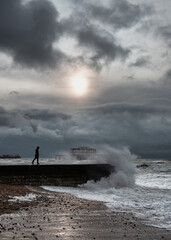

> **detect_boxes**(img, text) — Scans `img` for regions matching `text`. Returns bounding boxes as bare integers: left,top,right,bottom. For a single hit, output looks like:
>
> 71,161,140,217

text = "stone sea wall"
0,164,114,186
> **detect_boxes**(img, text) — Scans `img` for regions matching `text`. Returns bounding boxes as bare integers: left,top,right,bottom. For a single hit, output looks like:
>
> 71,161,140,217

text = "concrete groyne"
0,164,114,186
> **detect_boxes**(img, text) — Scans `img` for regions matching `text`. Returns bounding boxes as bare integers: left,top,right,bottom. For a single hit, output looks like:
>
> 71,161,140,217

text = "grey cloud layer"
1,68,171,158
0,107,71,128
0,0,151,69
1,99,171,158
1,0,171,158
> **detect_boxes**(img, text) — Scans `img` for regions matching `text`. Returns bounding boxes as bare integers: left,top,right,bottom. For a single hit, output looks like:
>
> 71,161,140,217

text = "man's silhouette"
32,146,40,165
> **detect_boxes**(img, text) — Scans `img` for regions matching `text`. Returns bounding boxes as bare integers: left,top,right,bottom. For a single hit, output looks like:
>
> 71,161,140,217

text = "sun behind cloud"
71,75,88,96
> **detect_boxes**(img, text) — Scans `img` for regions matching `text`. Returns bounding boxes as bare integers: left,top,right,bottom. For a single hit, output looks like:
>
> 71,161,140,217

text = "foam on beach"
8,193,37,202
43,148,171,230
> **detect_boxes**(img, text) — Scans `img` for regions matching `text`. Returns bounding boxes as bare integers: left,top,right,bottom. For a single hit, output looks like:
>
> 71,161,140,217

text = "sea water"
43,159,171,230
1,148,171,230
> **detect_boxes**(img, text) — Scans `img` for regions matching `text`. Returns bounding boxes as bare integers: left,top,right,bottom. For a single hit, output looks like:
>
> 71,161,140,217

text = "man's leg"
37,156,39,165
32,157,36,164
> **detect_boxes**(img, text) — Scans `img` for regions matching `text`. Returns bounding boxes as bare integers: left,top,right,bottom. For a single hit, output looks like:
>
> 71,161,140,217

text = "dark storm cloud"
0,107,71,128
86,0,152,30
24,109,71,121
10,91,19,95
129,56,150,67
164,69,171,83
0,0,64,68
158,25,171,47
62,15,130,69
61,0,153,70
77,25,130,65
0,106,10,126
0,106,25,127
0,0,133,70
159,68,171,86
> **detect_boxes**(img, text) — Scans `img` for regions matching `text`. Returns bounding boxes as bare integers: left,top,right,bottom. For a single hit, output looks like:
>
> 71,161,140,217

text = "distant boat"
0,154,21,159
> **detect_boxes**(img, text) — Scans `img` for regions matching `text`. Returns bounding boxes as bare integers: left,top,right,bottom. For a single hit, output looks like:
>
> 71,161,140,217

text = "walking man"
32,146,40,165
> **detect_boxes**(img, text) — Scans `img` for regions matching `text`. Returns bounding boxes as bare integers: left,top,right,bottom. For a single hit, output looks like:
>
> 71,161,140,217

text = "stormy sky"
0,0,171,158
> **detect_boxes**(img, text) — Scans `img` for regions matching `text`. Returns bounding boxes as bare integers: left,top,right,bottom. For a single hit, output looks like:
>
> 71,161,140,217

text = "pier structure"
70,147,96,160
0,154,21,159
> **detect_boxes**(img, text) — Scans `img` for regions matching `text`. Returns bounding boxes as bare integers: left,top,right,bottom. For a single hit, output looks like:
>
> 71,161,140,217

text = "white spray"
83,145,136,189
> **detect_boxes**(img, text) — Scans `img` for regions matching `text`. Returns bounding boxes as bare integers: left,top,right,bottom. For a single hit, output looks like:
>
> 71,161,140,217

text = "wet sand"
0,184,170,239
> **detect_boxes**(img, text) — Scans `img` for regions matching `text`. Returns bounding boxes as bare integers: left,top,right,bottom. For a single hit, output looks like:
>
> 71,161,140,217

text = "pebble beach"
0,184,170,240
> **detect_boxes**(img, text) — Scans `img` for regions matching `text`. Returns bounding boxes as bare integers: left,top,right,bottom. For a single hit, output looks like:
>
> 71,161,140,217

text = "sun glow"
71,75,88,96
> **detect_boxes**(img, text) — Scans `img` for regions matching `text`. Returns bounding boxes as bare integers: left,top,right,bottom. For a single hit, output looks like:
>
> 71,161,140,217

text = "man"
32,146,40,165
